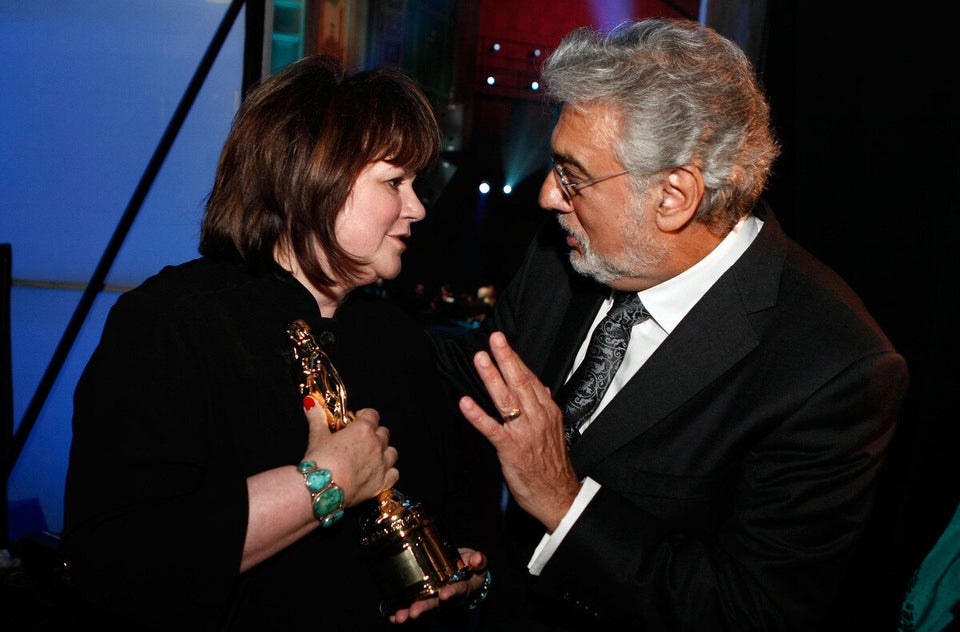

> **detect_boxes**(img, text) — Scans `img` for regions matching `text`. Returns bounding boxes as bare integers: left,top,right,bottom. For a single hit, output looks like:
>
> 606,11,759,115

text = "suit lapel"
568,206,786,474
541,284,606,395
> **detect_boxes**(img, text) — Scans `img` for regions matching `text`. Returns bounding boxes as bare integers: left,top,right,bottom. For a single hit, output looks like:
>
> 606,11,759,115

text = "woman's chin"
376,264,402,281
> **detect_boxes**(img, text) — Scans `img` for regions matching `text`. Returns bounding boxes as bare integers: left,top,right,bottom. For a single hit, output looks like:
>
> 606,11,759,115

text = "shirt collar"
637,215,763,334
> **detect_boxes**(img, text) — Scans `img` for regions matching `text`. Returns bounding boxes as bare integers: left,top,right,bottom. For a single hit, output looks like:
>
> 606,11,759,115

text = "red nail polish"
303,395,316,410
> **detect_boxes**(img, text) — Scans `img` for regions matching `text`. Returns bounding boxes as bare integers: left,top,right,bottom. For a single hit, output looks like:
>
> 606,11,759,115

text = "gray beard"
561,214,662,285
569,247,633,284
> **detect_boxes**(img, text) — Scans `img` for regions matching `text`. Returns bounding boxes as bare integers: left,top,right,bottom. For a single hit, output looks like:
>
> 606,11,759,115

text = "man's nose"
538,171,574,213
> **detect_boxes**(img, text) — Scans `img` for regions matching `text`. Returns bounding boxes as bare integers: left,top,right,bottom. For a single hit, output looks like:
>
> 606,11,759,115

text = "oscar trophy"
287,319,468,612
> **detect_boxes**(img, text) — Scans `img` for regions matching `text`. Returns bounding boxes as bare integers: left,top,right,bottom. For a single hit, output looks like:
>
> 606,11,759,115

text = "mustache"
557,215,586,245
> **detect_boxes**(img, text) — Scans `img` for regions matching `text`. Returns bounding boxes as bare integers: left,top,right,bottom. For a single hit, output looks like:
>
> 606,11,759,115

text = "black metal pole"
2,0,246,484
1,244,13,544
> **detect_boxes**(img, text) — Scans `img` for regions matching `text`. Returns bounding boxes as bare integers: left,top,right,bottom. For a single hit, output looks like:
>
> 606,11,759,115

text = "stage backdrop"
0,0,245,541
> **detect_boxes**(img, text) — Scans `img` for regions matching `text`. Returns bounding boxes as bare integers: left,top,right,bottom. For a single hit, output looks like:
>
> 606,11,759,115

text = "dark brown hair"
199,55,442,288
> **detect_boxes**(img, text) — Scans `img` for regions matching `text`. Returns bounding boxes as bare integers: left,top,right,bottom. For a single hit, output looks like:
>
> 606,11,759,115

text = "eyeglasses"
552,161,638,201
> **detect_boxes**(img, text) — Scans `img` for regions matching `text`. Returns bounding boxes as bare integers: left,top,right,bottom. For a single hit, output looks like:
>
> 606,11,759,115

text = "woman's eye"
388,177,404,189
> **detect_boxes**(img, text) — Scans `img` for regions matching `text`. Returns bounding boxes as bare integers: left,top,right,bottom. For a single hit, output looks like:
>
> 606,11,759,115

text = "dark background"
762,5,959,628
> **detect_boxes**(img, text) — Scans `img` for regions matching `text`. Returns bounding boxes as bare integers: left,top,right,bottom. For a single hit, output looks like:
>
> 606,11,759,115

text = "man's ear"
655,165,704,232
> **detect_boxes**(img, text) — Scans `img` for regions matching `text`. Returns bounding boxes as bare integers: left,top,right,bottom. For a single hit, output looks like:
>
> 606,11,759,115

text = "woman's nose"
405,190,427,221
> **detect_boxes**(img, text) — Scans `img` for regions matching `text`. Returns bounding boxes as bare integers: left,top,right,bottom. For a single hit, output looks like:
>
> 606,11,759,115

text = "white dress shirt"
528,215,763,574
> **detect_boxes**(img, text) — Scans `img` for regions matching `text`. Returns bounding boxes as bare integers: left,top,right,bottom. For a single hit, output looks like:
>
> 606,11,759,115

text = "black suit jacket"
433,204,908,631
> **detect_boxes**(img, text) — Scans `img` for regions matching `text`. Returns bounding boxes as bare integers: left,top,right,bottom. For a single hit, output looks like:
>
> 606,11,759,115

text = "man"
432,18,908,631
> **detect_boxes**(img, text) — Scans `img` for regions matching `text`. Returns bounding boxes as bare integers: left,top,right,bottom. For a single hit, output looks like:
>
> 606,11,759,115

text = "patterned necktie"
558,291,650,447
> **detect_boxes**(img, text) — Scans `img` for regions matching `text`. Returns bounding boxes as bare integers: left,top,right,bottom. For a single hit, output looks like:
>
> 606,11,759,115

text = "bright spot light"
486,76,495,86
479,181,491,194
530,81,540,91
492,43,501,51
503,185,513,194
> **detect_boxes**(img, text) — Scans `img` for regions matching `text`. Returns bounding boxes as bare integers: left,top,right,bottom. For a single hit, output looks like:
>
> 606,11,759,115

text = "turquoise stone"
314,486,344,515
297,460,316,473
321,510,344,528
305,469,331,492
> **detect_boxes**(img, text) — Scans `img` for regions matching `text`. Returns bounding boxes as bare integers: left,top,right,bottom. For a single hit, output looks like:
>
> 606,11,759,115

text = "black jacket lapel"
541,287,605,394
570,205,786,472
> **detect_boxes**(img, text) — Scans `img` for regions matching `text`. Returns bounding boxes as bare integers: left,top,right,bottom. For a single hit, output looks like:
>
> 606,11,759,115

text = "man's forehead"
551,102,622,170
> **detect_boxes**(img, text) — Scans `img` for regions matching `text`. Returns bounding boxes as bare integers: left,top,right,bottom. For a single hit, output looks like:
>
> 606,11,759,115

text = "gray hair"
541,18,780,232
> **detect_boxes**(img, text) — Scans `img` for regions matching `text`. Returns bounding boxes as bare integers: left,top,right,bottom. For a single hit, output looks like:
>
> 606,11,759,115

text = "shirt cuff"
527,477,601,575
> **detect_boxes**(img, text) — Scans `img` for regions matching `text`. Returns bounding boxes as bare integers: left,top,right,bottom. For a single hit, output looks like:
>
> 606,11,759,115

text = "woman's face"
334,160,426,287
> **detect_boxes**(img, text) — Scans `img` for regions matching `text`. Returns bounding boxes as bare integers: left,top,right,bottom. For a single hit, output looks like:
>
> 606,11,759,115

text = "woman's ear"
655,165,704,232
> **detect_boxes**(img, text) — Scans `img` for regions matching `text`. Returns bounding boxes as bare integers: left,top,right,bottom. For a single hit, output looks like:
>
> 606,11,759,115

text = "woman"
62,55,491,631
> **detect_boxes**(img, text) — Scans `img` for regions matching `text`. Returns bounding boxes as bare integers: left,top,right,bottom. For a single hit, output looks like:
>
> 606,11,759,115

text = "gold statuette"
287,319,468,612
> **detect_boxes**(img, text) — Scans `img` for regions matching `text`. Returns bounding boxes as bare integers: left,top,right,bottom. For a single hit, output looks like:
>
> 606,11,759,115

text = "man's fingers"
487,331,554,411
489,331,536,385
459,396,502,440
472,349,524,419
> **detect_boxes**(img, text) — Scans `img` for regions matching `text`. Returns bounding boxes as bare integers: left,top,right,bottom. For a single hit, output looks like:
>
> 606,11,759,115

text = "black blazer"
434,204,908,631
63,260,491,631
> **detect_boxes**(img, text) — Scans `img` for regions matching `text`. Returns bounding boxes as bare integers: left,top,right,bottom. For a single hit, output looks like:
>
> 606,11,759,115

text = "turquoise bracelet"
297,460,344,527
468,570,492,610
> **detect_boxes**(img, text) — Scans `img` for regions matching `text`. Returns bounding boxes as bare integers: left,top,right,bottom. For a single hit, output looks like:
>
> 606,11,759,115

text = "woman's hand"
302,397,399,507
242,400,398,571
387,549,489,624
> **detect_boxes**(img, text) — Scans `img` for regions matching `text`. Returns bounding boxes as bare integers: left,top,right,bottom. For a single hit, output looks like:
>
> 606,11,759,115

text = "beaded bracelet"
297,460,344,527
467,570,493,610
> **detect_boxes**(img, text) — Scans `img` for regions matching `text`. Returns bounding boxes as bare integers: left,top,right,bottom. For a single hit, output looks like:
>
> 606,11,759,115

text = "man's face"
538,102,667,287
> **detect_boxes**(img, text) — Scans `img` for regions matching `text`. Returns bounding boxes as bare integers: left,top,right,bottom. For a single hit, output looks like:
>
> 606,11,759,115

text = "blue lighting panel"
0,0,245,540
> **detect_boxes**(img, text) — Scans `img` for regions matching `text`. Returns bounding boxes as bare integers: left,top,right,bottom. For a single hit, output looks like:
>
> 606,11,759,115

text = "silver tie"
557,291,650,447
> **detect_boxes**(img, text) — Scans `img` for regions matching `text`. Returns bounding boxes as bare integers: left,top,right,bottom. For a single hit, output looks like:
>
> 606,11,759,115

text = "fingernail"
303,395,317,410
476,351,492,367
